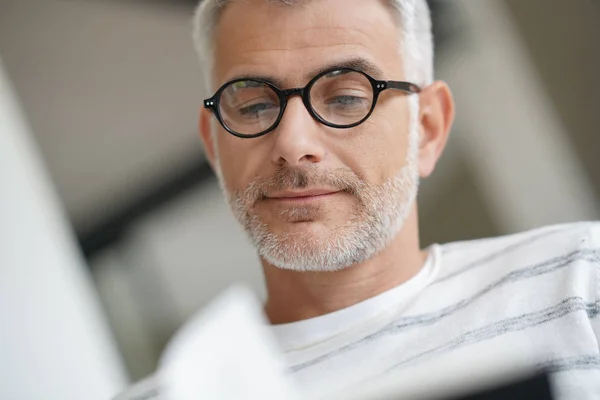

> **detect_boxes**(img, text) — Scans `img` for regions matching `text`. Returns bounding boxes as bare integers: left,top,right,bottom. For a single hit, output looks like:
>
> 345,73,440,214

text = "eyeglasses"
204,67,421,139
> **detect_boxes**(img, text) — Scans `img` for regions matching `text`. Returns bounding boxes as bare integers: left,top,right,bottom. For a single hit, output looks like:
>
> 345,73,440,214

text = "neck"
262,206,426,325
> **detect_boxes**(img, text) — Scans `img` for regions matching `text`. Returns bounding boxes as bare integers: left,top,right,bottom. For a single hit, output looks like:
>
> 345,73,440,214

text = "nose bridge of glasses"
281,87,304,100
279,87,312,116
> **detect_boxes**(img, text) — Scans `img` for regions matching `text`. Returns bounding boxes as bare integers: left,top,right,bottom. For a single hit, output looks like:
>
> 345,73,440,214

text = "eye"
238,102,279,117
325,95,366,106
323,94,371,112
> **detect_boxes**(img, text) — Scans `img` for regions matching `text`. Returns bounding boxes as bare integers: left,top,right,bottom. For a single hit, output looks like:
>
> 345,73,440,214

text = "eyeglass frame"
203,67,422,139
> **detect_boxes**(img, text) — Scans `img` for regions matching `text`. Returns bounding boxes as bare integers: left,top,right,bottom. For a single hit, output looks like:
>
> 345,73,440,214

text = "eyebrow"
227,57,386,89
308,58,385,81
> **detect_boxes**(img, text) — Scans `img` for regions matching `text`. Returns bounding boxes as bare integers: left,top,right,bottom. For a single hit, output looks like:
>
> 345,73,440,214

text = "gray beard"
236,167,417,272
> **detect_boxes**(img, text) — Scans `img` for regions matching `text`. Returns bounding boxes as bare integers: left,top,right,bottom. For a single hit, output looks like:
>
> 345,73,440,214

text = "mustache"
240,165,365,205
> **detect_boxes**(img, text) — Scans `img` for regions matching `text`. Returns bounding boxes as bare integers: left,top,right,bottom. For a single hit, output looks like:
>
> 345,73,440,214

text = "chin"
268,218,333,238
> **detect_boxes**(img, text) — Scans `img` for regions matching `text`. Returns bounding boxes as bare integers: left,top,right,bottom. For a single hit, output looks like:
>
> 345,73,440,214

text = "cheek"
217,132,267,192
334,111,410,185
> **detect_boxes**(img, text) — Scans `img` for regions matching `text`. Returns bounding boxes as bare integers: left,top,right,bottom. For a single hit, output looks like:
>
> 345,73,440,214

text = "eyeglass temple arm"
380,80,422,94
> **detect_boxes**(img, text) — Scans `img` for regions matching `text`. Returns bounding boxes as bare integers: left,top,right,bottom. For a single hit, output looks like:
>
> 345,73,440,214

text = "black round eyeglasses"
204,67,421,139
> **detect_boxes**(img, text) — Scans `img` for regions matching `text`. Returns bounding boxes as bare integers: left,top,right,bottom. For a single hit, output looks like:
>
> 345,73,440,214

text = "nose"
270,96,326,167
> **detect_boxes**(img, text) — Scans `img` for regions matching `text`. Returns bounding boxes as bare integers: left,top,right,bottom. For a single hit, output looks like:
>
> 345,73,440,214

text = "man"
119,0,600,398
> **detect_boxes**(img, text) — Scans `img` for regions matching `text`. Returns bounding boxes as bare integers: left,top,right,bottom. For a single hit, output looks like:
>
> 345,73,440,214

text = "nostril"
302,154,320,163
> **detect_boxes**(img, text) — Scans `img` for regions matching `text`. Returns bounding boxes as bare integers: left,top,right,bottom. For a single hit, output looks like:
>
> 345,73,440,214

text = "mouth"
265,189,341,203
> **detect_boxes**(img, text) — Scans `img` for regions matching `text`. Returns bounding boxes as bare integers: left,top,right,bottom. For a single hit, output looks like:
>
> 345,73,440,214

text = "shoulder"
112,374,162,400
440,221,599,259
435,221,600,282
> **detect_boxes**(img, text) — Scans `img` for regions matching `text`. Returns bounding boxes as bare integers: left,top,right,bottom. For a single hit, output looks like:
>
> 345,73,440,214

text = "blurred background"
0,0,598,398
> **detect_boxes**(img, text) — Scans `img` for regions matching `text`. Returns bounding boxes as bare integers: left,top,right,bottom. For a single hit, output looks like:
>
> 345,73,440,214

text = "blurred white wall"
0,58,127,400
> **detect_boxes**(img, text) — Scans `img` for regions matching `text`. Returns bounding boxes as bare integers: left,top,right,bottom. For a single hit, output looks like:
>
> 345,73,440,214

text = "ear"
199,107,218,170
417,81,455,178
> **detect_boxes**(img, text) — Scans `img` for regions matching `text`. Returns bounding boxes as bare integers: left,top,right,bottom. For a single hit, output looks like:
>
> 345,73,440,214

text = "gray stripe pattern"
379,297,599,375
289,249,599,373
538,355,600,374
435,224,594,285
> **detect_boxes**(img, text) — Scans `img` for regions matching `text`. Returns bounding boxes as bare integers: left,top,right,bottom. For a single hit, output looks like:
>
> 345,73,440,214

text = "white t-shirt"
273,222,600,399
117,222,600,399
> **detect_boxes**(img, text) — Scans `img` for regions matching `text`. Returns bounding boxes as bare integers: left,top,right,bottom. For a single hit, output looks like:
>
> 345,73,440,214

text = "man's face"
206,0,420,271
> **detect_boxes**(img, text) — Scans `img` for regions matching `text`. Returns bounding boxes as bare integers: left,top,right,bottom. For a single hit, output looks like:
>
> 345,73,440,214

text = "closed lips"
268,189,340,199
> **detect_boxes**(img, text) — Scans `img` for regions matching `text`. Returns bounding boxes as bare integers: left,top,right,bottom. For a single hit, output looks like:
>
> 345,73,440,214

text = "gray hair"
192,0,434,99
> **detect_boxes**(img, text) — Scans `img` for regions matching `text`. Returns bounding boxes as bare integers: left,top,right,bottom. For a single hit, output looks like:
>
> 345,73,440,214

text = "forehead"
213,0,403,87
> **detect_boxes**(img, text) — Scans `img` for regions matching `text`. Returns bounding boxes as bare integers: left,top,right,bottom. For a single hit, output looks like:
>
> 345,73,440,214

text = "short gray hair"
192,0,434,98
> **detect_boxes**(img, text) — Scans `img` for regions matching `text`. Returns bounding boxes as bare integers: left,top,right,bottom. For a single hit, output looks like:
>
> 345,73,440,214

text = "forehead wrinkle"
238,24,387,54
220,49,380,89
217,40,386,86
